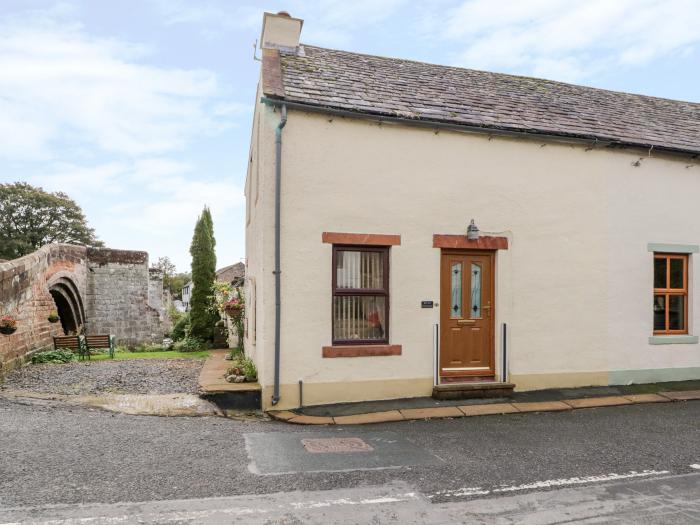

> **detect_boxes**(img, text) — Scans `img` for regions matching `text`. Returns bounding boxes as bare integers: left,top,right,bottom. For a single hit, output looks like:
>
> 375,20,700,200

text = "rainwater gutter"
271,103,287,406
261,97,700,159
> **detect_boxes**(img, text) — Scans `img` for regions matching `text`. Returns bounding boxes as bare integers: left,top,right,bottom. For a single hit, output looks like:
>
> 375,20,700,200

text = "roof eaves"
262,97,700,158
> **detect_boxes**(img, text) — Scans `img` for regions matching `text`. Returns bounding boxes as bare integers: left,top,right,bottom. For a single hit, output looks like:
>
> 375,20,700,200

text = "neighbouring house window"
653,253,688,334
332,246,389,345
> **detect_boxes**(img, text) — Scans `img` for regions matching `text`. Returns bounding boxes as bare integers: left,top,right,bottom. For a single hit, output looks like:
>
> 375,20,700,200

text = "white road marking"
0,492,422,525
429,469,671,499
290,493,418,509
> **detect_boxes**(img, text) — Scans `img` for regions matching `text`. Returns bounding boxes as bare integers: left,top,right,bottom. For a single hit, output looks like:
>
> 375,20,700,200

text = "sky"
1,0,699,272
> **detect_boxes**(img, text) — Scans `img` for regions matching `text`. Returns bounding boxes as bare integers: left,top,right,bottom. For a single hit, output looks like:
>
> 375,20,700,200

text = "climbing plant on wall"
188,206,218,341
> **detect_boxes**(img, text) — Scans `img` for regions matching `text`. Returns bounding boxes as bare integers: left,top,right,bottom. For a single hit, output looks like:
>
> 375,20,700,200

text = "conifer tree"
189,206,218,340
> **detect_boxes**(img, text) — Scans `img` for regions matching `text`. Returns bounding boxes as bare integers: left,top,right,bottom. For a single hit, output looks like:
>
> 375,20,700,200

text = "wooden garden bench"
84,335,116,359
53,335,88,360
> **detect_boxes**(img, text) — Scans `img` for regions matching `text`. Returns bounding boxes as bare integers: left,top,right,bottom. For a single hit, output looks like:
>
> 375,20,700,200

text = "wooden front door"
440,251,495,379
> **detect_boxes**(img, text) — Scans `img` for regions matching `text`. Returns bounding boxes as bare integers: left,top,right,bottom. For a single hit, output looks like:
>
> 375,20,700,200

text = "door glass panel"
669,258,684,289
653,294,666,331
470,263,482,318
654,257,667,288
336,250,383,289
451,262,462,318
669,295,685,330
333,296,386,341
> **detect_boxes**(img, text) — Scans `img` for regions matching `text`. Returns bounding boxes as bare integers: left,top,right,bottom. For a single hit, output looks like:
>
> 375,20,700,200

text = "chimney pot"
261,11,303,50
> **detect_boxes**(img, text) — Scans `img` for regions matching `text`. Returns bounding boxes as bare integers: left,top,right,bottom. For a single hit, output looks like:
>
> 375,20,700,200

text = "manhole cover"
301,437,374,454
245,431,440,475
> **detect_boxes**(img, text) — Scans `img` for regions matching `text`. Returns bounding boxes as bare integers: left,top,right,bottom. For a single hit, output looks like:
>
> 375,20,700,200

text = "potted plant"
0,315,18,335
224,297,244,319
48,311,60,323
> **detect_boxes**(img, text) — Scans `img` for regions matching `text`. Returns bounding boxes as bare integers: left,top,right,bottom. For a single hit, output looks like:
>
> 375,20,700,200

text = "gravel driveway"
1,358,204,395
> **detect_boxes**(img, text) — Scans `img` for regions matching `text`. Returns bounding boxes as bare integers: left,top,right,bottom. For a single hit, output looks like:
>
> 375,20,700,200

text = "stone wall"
85,248,168,347
0,244,87,375
148,268,172,335
1,244,172,374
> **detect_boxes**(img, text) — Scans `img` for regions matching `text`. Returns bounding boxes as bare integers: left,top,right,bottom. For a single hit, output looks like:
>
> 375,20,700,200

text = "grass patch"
90,350,210,361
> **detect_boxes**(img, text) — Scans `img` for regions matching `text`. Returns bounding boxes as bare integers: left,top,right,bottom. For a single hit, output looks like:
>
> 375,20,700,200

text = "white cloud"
29,162,127,198
151,0,410,49
441,0,700,81
27,158,244,271
152,0,261,32
0,11,230,160
0,4,249,271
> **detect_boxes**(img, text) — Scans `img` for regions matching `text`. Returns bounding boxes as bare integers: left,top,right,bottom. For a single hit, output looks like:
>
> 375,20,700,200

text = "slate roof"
271,45,700,156
216,262,245,284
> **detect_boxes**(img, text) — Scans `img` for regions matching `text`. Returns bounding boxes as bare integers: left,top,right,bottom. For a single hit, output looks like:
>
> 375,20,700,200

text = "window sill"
322,344,402,358
648,335,699,345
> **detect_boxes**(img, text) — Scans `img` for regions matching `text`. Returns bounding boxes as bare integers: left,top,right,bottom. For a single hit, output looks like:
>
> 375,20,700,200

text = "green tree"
0,182,103,260
150,257,191,298
169,272,192,299
151,256,176,291
189,206,218,341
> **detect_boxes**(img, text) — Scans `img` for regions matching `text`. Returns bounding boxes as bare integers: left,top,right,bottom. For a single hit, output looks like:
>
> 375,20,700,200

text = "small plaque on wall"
421,300,434,308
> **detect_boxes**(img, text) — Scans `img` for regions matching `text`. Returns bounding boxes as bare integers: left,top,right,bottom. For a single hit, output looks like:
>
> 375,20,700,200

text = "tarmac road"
1,397,698,523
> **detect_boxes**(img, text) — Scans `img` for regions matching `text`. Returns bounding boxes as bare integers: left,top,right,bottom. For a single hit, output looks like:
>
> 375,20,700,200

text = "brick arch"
0,244,88,373
48,276,86,335
0,244,169,375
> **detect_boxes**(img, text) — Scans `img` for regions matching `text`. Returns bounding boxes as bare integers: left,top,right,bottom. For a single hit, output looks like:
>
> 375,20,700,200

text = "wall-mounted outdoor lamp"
467,219,480,240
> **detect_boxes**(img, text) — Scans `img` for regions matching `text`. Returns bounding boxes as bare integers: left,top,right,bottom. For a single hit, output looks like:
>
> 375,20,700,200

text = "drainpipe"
272,104,287,406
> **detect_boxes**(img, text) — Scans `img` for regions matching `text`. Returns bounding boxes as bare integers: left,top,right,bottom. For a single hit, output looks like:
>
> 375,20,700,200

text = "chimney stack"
260,11,303,51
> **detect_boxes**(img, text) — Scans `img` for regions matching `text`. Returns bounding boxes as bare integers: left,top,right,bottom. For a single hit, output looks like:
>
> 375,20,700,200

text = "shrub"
47,311,60,323
173,336,204,352
225,354,257,381
241,355,257,381
170,312,189,341
32,349,76,364
168,305,184,326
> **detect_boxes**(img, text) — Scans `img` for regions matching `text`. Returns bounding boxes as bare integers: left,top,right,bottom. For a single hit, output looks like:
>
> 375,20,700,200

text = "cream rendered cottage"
245,12,700,411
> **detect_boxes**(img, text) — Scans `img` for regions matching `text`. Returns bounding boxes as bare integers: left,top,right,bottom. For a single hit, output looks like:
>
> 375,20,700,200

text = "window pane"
333,296,386,341
670,258,684,289
336,251,384,289
470,263,482,318
653,295,666,331
451,262,462,318
654,258,667,289
669,295,685,331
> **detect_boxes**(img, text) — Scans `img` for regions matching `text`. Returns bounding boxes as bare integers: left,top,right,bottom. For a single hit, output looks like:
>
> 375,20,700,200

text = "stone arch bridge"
0,244,170,375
